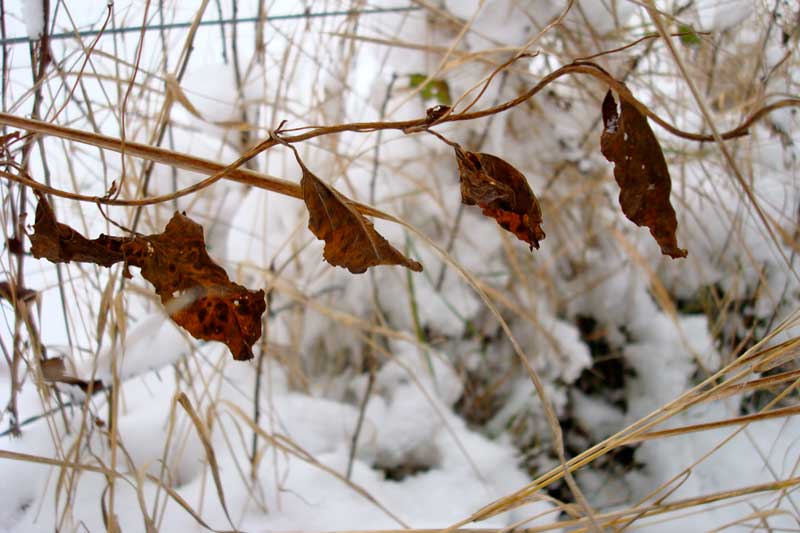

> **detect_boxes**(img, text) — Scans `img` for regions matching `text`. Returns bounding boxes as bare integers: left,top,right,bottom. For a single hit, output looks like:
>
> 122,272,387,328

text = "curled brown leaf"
454,145,545,250
600,90,687,259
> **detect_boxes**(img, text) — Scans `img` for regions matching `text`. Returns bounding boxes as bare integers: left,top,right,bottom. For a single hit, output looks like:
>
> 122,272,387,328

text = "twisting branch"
0,59,797,214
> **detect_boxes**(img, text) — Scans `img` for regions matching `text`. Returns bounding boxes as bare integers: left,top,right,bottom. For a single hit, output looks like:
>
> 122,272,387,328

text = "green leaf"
678,24,701,46
408,73,427,88
408,73,452,105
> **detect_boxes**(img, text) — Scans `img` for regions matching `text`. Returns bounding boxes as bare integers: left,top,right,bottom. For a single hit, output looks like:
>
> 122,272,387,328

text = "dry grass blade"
624,405,800,445
143,473,239,533
0,448,121,476
164,73,204,120
459,320,800,523
175,392,237,531
133,467,157,533
697,369,800,403
749,337,800,373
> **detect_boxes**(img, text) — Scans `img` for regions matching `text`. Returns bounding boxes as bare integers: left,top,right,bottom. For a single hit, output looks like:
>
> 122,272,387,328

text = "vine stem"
0,59,797,212
0,112,399,216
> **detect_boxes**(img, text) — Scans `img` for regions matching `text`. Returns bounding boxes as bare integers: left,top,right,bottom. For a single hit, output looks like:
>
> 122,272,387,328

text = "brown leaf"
454,146,545,250
0,281,37,304
6,236,25,256
122,213,266,361
165,73,204,119
299,161,422,274
600,90,687,259
41,357,104,394
30,193,126,267
29,197,266,361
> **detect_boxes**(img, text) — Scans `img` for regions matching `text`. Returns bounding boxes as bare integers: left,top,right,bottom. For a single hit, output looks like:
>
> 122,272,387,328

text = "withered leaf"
0,281,37,304
29,196,266,361
30,194,126,267
454,145,545,250
122,213,266,361
600,90,687,259
41,357,104,394
426,105,451,123
298,161,422,274
7,236,25,256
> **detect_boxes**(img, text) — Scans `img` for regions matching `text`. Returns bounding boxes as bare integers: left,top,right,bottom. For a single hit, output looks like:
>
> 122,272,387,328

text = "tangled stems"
0,60,797,211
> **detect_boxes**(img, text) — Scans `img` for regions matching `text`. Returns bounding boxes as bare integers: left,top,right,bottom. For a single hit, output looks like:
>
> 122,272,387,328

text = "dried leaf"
6,236,24,255
0,281,37,304
29,197,266,360
299,161,422,274
122,213,266,361
30,194,126,267
41,357,104,393
454,145,545,250
600,90,688,259
165,73,204,119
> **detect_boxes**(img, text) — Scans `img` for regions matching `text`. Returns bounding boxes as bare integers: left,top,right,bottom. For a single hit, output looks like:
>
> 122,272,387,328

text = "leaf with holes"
600,90,687,259
29,196,266,361
298,160,422,274
122,213,266,360
454,145,545,250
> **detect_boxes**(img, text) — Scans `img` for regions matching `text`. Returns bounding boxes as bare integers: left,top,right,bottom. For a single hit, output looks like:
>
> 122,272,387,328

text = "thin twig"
250,265,273,480
346,344,376,480
115,0,151,200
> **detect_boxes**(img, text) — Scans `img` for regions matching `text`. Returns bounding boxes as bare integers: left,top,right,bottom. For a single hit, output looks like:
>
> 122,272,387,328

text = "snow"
627,412,800,531
697,0,754,31
79,312,192,386
570,389,624,442
21,0,45,40
0,348,556,531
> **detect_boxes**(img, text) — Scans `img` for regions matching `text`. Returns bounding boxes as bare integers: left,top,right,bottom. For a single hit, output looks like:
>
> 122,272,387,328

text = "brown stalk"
0,112,391,218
